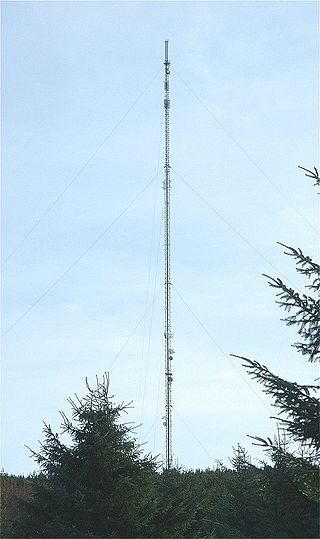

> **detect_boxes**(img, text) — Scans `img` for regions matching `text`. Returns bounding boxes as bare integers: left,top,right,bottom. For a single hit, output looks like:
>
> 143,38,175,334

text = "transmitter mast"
163,40,173,469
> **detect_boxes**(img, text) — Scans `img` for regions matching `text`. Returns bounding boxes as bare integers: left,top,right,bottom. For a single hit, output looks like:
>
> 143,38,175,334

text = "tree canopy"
15,374,157,538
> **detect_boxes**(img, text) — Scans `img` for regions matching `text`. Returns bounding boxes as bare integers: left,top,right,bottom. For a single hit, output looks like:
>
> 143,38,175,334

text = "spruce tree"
232,165,319,504
16,374,157,538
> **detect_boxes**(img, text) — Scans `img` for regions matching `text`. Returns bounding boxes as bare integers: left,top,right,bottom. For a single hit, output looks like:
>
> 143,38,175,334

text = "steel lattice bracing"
163,40,173,469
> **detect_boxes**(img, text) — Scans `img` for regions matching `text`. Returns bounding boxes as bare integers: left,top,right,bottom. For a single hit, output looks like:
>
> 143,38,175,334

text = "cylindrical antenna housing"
165,40,169,62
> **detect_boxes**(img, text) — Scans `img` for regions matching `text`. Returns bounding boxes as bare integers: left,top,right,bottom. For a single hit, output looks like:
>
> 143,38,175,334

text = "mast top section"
164,40,170,64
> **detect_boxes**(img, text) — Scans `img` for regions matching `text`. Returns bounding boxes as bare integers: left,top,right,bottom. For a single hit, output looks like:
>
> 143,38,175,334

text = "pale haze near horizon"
2,0,319,475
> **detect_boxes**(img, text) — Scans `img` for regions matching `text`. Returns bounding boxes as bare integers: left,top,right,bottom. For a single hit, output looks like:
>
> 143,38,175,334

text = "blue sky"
2,0,319,474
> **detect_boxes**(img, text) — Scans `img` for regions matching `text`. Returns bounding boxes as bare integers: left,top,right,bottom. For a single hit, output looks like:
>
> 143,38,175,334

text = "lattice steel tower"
163,40,173,469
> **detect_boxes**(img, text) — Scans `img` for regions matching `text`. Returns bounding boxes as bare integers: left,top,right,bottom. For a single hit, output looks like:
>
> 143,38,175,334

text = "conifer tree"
232,166,319,502
229,444,251,472
16,374,157,538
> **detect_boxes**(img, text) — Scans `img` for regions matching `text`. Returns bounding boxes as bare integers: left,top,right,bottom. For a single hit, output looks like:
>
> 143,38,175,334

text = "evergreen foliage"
15,374,157,538
232,165,320,510
0,473,33,538
263,244,319,361
6,462,319,538
229,444,251,471
234,356,319,448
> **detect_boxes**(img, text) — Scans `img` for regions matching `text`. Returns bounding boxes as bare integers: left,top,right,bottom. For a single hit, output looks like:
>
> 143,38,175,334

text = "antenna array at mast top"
165,40,169,61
